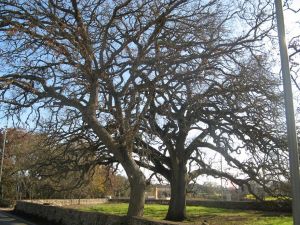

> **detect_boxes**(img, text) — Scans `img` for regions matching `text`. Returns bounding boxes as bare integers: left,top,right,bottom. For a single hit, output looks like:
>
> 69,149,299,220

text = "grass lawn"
79,203,292,225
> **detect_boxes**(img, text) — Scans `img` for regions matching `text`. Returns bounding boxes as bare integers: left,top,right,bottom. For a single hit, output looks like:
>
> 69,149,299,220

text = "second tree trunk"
165,161,187,221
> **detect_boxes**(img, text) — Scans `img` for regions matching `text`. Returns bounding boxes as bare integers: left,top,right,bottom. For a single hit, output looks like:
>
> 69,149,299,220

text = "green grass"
79,203,292,225
244,194,291,201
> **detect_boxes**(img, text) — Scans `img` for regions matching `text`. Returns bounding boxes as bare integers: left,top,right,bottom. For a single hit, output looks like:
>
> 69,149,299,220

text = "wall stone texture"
14,201,188,225
22,198,108,206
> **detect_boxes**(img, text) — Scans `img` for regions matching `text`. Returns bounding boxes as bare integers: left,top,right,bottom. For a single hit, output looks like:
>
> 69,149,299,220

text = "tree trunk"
127,169,146,216
119,149,146,217
165,161,187,221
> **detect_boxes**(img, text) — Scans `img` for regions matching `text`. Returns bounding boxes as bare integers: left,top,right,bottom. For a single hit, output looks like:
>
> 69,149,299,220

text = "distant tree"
0,128,128,200
187,182,223,199
0,128,43,199
102,168,130,198
30,165,128,199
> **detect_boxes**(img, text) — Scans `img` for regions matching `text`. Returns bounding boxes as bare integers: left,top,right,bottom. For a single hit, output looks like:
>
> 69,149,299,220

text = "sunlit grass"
244,194,291,201
79,203,292,224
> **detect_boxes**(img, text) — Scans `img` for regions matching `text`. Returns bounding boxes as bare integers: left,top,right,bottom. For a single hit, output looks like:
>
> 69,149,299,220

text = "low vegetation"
79,203,292,225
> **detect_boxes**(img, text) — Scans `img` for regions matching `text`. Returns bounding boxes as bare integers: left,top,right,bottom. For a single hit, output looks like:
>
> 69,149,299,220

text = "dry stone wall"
15,198,291,225
14,201,187,225
22,198,108,206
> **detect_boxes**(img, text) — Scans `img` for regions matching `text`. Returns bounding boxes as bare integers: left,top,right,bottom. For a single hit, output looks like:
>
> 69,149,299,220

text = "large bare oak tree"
0,0,190,216
131,0,289,221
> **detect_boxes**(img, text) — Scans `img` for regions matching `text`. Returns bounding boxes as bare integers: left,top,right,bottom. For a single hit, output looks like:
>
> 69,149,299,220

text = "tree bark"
165,160,187,221
118,148,146,217
127,169,146,216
